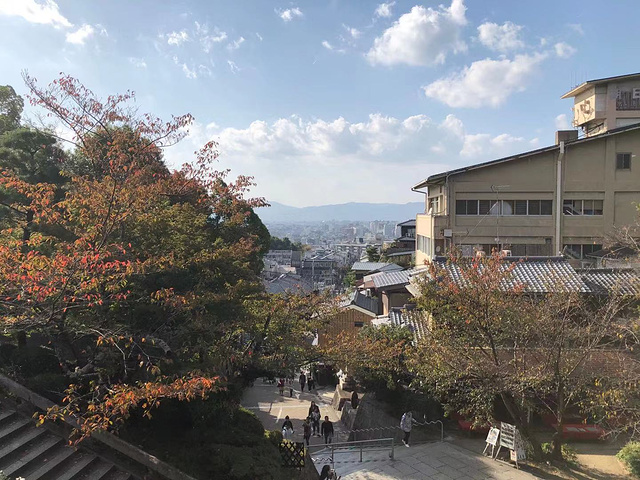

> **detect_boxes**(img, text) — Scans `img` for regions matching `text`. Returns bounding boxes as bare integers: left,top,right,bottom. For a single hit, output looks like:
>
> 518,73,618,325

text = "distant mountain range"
256,201,424,223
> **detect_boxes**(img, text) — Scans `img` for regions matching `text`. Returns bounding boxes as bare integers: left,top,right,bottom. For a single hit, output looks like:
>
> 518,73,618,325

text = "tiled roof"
579,269,640,295
388,307,428,340
431,256,589,293
263,274,313,294
385,250,414,258
351,290,379,314
351,261,390,272
369,270,412,289
377,263,404,272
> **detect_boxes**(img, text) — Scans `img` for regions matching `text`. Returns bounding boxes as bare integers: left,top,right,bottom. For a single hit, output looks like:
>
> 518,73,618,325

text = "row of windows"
417,234,432,255
456,200,553,216
562,199,603,216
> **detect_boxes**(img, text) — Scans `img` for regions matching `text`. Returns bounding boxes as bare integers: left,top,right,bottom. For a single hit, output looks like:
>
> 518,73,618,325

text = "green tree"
0,85,24,134
366,245,380,262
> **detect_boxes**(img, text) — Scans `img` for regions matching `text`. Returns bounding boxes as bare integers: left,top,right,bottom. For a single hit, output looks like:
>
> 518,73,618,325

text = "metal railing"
309,437,396,466
349,418,444,442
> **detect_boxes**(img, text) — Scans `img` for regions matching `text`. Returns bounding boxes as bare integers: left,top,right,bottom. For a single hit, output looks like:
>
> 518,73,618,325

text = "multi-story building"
413,73,640,266
264,249,302,268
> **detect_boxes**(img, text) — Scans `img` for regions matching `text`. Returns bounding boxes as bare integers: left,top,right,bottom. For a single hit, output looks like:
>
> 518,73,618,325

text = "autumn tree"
0,74,280,441
411,251,639,460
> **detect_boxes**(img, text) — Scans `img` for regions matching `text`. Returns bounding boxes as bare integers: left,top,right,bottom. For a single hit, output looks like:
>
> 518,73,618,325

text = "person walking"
299,371,307,392
310,403,321,436
321,416,334,445
278,378,285,396
282,415,294,441
350,390,359,409
303,417,312,446
307,374,315,391
400,411,413,446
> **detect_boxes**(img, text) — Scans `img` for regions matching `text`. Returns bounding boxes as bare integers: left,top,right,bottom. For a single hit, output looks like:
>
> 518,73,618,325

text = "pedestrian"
350,389,359,409
299,371,307,391
282,415,294,441
289,385,294,397
278,378,285,396
400,411,413,446
307,373,315,391
311,405,321,436
321,415,334,445
319,465,332,480
303,417,312,446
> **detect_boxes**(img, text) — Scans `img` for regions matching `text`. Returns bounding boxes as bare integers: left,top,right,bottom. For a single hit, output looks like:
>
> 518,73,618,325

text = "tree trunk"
552,384,565,460
500,392,544,460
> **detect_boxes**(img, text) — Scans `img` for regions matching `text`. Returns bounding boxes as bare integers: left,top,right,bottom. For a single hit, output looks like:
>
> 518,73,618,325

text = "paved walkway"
241,380,348,447
331,441,541,480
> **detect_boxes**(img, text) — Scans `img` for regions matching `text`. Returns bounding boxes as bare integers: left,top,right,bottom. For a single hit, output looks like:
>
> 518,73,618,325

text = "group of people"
277,370,316,397
281,400,335,446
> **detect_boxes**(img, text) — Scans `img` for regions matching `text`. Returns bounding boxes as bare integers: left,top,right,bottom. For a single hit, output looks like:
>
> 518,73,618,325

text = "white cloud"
256,32,263,41
567,23,584,35
277,7,303,22
0,0,71,28
477,21,524,52
423,53,547,108
227,36,245,51
555,114,570,130
166,30,190,46
367,0,467,67
65,24,95,45
129,57,147,68
322,40,333,50
343,25,362,39
182,63,197,79
228,60,240,74
165,112,538,205
554,42,576,58
374,2,395,18
195,22,227,52
461,133,538,158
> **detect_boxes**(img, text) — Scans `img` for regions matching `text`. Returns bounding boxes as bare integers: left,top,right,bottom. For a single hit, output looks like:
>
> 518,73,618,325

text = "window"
456,199,551,215
617,152,631,170
563,199,603,216
563,244,603,259
429,197,440,213
417,234,432,255
354,322,364,328
515,200,528,215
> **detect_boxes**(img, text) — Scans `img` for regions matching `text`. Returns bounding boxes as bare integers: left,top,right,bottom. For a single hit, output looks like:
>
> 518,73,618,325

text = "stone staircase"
0,405,137,480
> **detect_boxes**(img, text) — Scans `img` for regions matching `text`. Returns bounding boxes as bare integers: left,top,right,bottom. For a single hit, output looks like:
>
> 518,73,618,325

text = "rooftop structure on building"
561,72,640,137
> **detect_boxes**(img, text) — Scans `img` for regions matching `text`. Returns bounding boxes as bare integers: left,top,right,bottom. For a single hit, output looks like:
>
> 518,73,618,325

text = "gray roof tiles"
579,268,640,295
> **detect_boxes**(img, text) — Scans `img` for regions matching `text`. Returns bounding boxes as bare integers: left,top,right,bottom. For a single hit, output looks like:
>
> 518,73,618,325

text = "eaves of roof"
560,72,640,99
413,123,640,189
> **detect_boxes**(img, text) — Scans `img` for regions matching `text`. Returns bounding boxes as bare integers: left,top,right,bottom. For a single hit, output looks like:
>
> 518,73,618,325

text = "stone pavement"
331,441,541,480
240,380,348,447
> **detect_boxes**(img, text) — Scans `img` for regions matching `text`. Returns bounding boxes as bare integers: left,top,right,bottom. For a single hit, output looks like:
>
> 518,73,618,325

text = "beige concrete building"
562,72,640,136
413,75,640,266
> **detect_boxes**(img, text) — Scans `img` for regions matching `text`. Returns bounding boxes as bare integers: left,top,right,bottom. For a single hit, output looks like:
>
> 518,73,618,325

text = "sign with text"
499,422,516,449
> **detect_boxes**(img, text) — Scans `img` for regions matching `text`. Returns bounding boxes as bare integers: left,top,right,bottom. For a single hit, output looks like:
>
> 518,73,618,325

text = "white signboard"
499,422,516,449
485,428,500,446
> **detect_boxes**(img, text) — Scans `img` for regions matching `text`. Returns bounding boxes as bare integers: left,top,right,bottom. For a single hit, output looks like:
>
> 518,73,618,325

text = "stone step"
84,460,116,480
0,417,32,440
0,409,18,424
25,443,77,479
0,424,47,459
105,470,133,480
54,453,98,480
0,434,61,476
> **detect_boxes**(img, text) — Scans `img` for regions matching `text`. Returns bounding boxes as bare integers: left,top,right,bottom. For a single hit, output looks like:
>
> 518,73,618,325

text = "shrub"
618,441,640,478
264,429,283,447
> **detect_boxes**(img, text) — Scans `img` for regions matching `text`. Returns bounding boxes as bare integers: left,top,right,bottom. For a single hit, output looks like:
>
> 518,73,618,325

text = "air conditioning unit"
500,250,512,257
633,88,640,99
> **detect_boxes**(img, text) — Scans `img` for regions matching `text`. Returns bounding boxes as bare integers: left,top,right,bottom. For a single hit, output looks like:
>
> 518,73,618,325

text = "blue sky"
1,0,638,207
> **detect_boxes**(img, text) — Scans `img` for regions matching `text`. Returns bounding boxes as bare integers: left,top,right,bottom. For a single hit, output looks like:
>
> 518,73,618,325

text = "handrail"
309,437,396,466
349,419,444,442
